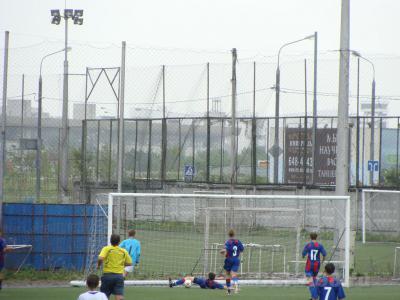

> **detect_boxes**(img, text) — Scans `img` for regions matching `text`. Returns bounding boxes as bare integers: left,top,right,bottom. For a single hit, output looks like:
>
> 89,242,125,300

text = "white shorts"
125,266,134,273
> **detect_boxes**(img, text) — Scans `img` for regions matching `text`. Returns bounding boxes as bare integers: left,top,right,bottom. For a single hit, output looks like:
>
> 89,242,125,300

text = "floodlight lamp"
74,18,83,25
51,16,61,25
64,9,73,18
51,9,60,17
74,10,83,17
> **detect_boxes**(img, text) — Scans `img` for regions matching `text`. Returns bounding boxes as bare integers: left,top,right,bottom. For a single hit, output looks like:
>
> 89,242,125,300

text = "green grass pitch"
3,286,400,300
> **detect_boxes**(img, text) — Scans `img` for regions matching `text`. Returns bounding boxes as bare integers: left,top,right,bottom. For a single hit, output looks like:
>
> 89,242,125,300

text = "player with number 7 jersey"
311,263,345,300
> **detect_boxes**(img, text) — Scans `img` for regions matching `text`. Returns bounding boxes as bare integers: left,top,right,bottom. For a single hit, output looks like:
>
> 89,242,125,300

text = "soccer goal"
361,189,400,244
77,193,350,287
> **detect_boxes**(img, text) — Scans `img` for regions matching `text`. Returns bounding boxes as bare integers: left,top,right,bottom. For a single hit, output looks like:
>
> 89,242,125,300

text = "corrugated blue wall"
3,203,107,271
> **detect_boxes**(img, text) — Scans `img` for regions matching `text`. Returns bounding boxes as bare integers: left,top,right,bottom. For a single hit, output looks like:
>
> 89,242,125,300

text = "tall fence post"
0,31,10,212
230,48,237,193
161,65,167,184
304,59,308,186
206,63,210,182
117,41,126,193
251,61,257,185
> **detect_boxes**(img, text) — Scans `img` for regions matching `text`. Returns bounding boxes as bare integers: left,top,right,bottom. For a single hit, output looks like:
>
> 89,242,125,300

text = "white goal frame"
361,189,400,244
102,193,351,287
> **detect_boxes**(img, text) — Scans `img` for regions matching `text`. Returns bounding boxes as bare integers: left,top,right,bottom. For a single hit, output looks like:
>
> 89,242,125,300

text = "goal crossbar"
198,207,303,213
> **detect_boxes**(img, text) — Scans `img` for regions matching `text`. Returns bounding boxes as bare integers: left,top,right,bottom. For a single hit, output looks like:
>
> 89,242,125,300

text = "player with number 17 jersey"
302,233,327,277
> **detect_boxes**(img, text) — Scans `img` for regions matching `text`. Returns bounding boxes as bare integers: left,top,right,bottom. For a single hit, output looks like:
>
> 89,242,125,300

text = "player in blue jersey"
302,233,327,299
169,272,229,292
310,263,345,300
119,229,141,277
220,229,244,294
0,229,11,291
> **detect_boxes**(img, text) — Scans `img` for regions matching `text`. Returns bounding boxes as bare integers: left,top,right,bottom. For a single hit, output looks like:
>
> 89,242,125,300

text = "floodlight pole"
59,14,69,201
52,9,83,202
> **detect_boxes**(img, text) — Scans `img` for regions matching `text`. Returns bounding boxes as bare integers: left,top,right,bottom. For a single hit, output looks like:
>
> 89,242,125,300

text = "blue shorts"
224,257,240,272
100,273,124,296
193,278,207,289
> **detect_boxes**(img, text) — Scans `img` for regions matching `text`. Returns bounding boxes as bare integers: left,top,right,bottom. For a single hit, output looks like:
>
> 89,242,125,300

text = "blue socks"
175,278,185,286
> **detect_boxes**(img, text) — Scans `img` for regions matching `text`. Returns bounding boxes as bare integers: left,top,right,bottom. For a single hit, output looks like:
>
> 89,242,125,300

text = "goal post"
361,189,400,244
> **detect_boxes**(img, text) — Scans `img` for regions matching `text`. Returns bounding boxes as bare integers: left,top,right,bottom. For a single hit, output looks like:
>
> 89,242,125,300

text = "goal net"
78,193,350,287
361,189,400,244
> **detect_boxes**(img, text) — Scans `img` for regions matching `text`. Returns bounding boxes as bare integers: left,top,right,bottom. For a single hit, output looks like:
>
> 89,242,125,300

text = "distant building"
7,99,32,118
73,103,96,120
360,100,388,128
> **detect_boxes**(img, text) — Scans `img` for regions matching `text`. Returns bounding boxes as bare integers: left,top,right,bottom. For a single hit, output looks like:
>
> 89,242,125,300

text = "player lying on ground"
310,263,345,300
302,232,327,299
220,229,244,294
169,272,231,293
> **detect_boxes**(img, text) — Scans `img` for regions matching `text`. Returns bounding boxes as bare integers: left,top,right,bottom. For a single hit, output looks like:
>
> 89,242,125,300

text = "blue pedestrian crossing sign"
368,160,379,172
184,165,196,177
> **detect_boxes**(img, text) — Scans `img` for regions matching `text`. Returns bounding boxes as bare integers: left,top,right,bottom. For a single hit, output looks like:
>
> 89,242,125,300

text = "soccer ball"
184,279,192,288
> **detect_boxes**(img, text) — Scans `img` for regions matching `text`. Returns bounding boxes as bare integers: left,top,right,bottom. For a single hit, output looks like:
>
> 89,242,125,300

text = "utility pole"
335,0,350,283
336,0,350,197
21,74,25,141
117,41,126,192
356,57,360,187
230,48,237,194
312,31,318,184
0,31,10,214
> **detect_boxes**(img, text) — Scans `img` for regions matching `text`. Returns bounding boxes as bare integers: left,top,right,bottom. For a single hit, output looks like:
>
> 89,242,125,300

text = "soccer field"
3,286,400,300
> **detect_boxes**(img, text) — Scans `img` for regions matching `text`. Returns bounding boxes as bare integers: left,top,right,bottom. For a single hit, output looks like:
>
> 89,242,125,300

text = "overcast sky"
1,0,400,118
1,0,399,53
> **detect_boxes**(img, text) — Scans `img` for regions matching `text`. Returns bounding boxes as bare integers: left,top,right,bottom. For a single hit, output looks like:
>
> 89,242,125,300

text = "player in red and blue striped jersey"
302,233,327,299
310,263,345,300
220,229,244,294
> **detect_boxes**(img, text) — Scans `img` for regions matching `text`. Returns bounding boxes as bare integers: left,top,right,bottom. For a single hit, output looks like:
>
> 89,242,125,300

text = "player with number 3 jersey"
220,229,244,294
